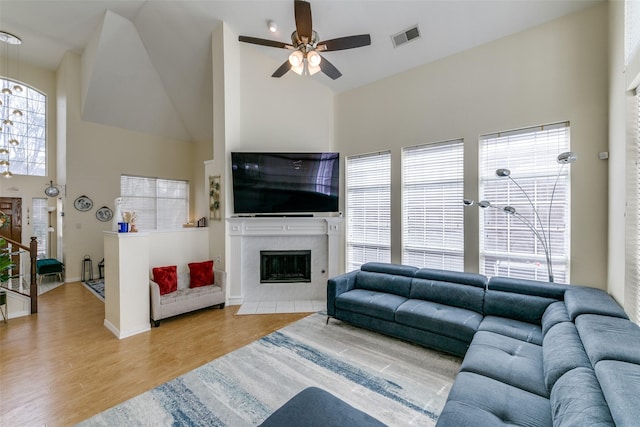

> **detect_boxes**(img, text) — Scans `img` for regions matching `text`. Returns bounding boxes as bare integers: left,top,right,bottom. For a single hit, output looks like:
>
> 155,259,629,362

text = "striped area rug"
78,313,461,426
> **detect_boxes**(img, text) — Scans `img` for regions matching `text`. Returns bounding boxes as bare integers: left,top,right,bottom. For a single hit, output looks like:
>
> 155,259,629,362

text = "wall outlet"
215,255,221,263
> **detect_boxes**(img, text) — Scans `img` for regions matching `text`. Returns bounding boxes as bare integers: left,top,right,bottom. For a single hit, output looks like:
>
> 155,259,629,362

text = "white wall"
57,52,197,280
335,3,609,288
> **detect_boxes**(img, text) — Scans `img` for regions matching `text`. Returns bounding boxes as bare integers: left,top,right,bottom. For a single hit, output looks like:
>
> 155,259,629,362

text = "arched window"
0,77,46,177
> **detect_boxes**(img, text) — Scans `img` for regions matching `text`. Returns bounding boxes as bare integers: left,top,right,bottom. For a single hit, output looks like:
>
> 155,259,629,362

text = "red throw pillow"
152,265,178,295
188,260,214,288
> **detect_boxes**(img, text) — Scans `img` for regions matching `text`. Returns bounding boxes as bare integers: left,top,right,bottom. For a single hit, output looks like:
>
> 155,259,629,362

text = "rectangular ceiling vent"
391,25,421,48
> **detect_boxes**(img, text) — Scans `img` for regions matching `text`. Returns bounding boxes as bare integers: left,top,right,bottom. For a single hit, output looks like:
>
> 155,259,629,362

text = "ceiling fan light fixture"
307,50,322,67
289,50,304,67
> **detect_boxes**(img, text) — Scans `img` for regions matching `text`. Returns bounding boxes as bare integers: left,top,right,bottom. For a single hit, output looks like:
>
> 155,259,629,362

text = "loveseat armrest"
214,269,227,296
327,270,359,317
149,280,161,320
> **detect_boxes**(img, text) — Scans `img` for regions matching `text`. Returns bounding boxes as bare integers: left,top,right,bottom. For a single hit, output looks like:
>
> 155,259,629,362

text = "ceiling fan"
238,0,371,80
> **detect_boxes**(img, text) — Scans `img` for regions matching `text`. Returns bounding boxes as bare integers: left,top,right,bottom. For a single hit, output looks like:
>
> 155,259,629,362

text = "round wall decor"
96,206,113,222
74,195,93,211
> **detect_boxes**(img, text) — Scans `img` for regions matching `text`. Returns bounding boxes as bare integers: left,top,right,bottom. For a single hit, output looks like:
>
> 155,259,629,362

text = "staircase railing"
0,236,38,314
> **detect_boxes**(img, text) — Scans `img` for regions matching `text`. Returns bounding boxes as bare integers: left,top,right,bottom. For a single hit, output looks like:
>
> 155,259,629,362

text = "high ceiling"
0,0,601,142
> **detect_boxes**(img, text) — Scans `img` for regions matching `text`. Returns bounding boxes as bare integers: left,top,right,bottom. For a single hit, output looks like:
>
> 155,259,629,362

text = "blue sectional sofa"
326,262,640,427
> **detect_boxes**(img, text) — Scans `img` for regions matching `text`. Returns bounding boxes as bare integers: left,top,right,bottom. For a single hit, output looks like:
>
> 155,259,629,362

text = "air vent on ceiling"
391,25,421,48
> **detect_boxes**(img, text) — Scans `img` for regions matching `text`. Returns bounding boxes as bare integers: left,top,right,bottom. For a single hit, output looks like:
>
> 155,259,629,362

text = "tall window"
479,122,571,283
626,88,640,324
346,151,391,272
0,78,46,176
625,0,640,66
120,175,189,230
32,198,48,258
402,140,464,271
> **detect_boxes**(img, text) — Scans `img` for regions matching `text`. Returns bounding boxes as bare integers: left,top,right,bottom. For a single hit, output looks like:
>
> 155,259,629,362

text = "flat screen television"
231,152,339,214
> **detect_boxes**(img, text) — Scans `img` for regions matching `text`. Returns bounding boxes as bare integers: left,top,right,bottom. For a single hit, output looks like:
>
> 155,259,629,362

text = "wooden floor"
0,282,309,426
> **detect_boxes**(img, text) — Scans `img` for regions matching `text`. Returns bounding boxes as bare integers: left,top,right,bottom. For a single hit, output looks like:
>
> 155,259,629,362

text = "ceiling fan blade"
319,55,342,80
238,35,293,50
317,34,371,52
271,60,291,78
294,0,313,43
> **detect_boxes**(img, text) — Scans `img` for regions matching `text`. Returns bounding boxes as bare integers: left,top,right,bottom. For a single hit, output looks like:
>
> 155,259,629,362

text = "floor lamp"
464,151,577,283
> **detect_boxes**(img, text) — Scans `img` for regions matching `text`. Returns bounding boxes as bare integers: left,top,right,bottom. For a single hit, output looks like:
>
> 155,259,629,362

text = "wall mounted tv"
231,152,339,215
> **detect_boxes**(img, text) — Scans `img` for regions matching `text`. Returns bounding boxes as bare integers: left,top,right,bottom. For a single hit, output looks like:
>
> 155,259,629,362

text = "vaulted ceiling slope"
0,1,601,143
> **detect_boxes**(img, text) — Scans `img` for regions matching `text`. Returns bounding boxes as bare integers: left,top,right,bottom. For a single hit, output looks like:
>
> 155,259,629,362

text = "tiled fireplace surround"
227,217,342,314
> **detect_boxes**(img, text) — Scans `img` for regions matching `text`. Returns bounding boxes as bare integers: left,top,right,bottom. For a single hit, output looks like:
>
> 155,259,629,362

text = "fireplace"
260,250,311,283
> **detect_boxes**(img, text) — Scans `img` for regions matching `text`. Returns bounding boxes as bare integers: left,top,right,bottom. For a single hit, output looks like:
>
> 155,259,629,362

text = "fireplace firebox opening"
260,250,311,283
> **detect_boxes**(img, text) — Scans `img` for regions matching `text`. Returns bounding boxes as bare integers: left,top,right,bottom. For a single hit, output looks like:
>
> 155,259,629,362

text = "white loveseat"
149,268,226,326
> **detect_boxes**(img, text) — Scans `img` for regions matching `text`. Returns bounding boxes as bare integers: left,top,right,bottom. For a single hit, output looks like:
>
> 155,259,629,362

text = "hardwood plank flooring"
0,282,309,426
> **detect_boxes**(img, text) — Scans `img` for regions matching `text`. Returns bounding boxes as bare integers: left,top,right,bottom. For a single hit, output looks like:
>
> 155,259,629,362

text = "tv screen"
231,152,340,214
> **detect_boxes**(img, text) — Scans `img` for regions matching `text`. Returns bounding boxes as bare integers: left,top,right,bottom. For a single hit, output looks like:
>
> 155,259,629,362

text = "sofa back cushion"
564,287,629,321
575,314,640,366
410,277,484,314
542,322,592,392
355,263,417,298
541,301,570,336
484,277,566,324
595,360,640,427
550,367,615,427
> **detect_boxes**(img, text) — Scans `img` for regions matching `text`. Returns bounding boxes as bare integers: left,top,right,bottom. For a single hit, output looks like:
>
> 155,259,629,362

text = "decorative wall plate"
96,206,113,222
74,195,93,211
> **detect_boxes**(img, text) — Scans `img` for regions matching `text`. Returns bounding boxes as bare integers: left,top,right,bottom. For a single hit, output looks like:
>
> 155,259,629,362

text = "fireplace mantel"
226,216,342,306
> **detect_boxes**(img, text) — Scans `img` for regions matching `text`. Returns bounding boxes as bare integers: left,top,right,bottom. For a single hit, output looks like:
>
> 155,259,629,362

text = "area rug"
78,313,461,426
82,279,104,302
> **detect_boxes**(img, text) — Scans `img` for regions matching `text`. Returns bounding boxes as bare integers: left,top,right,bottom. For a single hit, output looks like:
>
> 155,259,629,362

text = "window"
120,175,189,230
479,122,571,283
0,77,46,176
626,88,640,324
402,140,464,271
32,198,48,258
625,0,640,66
346,151,391,272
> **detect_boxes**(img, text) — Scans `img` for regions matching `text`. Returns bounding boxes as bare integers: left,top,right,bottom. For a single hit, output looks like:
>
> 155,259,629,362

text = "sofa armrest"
149,280,161,320
214,269,227,296
327,270,358,317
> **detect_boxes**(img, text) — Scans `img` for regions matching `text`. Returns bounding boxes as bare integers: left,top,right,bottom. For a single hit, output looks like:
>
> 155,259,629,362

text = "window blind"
625,0,640,66
402,140,464,271
479,123,570,283
32,198,48,258
120,175,189,230
346,151,391,272
626,88,640,324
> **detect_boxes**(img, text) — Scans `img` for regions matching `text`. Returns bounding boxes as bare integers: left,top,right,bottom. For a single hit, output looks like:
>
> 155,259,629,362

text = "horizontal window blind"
32,198,48,258
346,151,391,272
479,123,570,283
626,0,640,66
121,175,189,230
402,140,464,271
626,87,640,325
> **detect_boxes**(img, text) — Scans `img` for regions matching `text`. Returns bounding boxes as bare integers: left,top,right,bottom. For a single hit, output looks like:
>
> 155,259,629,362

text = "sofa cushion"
478,316,542,344
564,287,628,321
361,262,418,278
355,271,413,298
436,372,552,427
395,299,482,342
460,331,547,397
594,360,640,427
487,276,568,299
484,290,557,325
409,277,484,314
542,322,591,392
541,301,570,336
188,260,214,288
152,265,178,295
575,314,640,366
550,367,615,427
335,289,407,321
